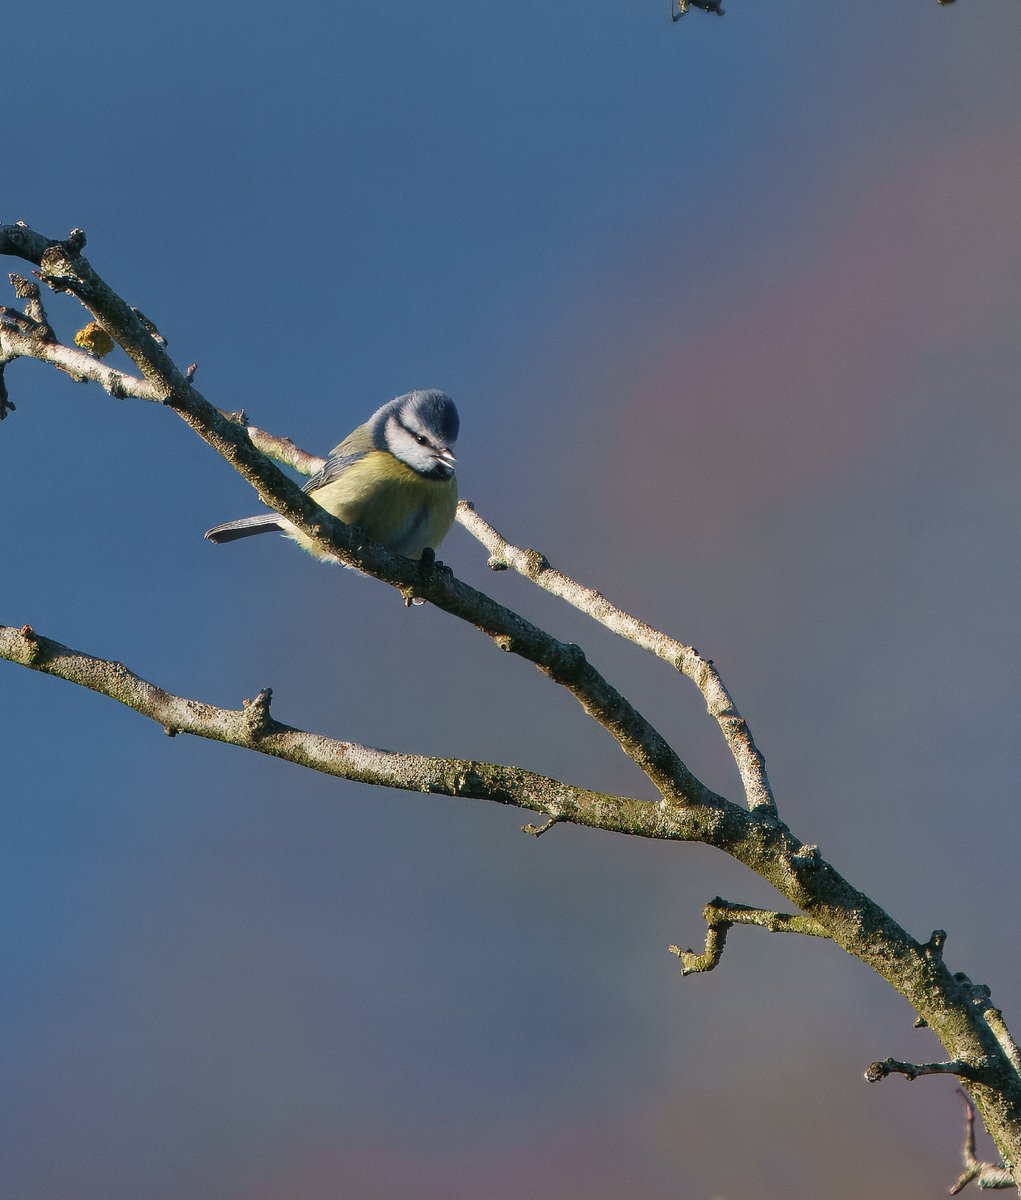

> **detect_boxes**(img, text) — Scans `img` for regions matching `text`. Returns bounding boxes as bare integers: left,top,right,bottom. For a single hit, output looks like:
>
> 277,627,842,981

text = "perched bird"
205,389,459,562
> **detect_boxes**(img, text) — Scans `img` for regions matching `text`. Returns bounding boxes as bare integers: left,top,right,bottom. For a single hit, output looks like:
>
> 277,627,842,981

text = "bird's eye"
414,434,429,446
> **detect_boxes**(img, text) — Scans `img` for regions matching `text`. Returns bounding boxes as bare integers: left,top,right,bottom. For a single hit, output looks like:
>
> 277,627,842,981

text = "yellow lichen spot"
74,322,115,358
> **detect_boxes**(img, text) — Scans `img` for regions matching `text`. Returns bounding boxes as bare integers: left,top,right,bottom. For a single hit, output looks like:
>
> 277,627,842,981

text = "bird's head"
376,389,459,479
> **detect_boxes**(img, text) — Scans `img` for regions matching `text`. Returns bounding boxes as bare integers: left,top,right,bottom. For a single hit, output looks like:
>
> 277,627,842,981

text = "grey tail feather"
204,515,283,543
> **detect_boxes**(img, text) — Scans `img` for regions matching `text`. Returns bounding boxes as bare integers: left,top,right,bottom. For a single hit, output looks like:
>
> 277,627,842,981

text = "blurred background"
3,2,1020,1196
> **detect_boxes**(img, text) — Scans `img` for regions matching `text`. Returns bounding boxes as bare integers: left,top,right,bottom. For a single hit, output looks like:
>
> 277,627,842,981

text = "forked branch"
458,502,776,814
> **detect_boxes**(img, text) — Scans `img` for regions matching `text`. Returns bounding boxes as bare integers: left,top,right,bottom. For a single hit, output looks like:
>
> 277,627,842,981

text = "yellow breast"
285,451,457,561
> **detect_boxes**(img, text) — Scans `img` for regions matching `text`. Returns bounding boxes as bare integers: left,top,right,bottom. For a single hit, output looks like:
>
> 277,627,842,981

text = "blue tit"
205,389,459,562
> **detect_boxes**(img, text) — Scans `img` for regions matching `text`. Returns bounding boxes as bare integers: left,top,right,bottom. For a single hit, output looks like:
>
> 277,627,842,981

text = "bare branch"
0,622,669,834
236,417,326,477
0,322,160,399
457,501,777,815
950,1090,1014,1193
669,897,830,975
8,272,55,341
864,1057,985,1084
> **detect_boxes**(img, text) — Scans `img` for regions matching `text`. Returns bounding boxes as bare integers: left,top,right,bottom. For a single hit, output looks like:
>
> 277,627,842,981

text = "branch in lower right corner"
949,1089,1014,1194
669,898,830,975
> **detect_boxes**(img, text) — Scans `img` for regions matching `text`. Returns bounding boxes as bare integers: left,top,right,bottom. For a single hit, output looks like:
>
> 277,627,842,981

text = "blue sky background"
3,2,1021,1197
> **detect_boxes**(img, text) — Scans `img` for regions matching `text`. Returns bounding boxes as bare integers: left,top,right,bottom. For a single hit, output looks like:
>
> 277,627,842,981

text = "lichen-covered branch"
668,897,830,975
0,319,160,400
457,501,776,815
0,623,663,835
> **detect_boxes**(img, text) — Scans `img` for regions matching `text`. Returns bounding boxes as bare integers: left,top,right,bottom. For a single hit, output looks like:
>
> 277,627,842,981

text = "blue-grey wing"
303,450,369,494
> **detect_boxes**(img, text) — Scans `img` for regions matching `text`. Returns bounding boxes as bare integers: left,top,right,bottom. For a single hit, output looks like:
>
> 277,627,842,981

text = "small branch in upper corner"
669,898,830,975
949,1089,1014,1194
863,1057,983,1084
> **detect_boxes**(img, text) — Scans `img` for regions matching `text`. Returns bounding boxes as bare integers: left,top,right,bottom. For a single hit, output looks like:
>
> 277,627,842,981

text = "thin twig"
456,502,776,815
949,1089,1014,1193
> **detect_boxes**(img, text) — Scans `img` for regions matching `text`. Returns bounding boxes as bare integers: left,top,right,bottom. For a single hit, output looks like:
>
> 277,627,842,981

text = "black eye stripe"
397,419,433,449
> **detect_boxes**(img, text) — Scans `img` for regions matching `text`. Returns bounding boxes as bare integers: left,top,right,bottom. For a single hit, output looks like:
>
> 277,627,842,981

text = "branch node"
487,555,509,571
163,724,179,738
523,548,550,575
185,362,198,382
18,624,42,664
65,228,87,253
792,842,821,865
242,687,275,738
922,928,947,961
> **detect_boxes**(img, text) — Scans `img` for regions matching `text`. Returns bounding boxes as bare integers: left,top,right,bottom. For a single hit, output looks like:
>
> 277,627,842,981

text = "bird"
204,389,459,562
